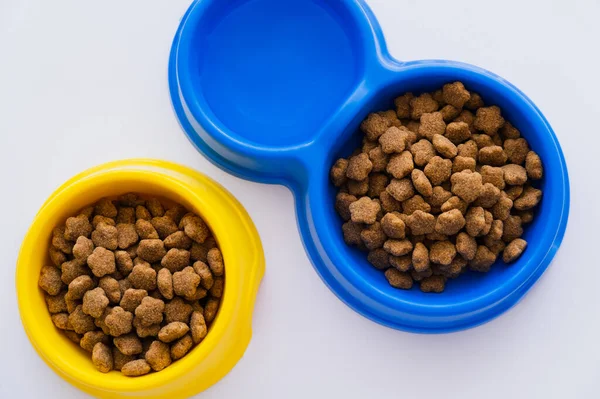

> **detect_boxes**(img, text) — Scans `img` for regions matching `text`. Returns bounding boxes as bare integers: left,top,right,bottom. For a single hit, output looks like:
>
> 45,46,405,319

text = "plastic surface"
169,0,569,332
16,159,265,398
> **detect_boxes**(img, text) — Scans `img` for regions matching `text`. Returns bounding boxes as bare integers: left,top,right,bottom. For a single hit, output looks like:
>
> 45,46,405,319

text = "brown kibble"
342,221,363,247
105,306,134,336
133,317,161,338
209,277,224,298
424,156,452,185
118,193,143,208
347,178,369,196
504,138,530,165
410,169,432,198
68,305,96,334
193,261,215,290
470,246,497,272
206,248,224,277
82,287,109,318
94,198,117,218
406,121,420,134
158,322,190,343
72,236,94,261
151,216,179,240
517,210,534,224
63,331,82,344
368,146,389,173
114,251,134,276
412,242,429,272
379,126,407,154
65,214,92,241
39,265,63,296
180,214,210,244
443,82,470,108
428,186,453,208
204,298,220,323
465,92,484,110
52,226,73,254
137,239,167,263
120,288,147,312
406,210,436,235
173,267,201,297
380,213,405,239
161,248,191,273
487,219,504,241
441,196,468,214
145,341,171,371
478,146,508,166
66,275,95,301
157,269,174,300
164,231,193,250
367,248,390,270
128,264,157,291
87,247,116,277
503,239,528,263
465,206,486,237
386,151,414,179
484,237,506,257
410,139,436,167
452,156,476,174
505,185,524,201
474,183,501,208
114,334,143,355
474,106,505,135
171,334,194,360
383,239,413,256
188,311,207,344
502,215,523,242
502,164,528,186
60,260,89,285
411,268,433,282
135,297,164,327
135,219,159,240
367,173,389,198
121,359,151,376
419,112,446,140
525,151,543,180
80,331,109,352
432,134,458,159
435,209,466,235
113,347,136,371
362,139,378,154
92,343,113,373
360,222,386,250
420,275,446,293
348,196,380,224
98,276,121,304
92,215,116,228
410,93,439,120
440,104,460,122
51,313,72,330
429,241,456,266
384,268,413,289
189,237,217,263
499,121,521,139
450,170,483,203
46,292,68,314
472,134,495,149
116,223,138,250
514,186,542,210
457,139,478,159
455,232,477,261
116,207,136,225
165,204,188,225
491,195,513,220
390,255,412,272
146,198,164,218
480,165,505,189
394,93,413,119
49,246,67,267
360,113,391,141
92,222,118,250
163,298,192,325
378,190,401,213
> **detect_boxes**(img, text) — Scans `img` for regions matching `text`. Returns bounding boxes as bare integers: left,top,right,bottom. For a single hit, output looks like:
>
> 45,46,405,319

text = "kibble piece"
432,134,458,159
113,348,136,371
451,170,483,203
504,138,530,165
346,179,368,196
359,222,385,250
192,261,214,291
474,183,501,208
39,265,63,296
367,146,389,173
149,216,178,240
80,331,109,352
121,359,151,377
424,156,452,185
441,196,468,214
46,292,68,314
63,331,82,344
66,275,95,301
386,178,415,203
457,139,478,160
210,277,224,298
347,197,379,224
146,198,164,218
145,341,171,371
161,248,191,273
443,81,470,108
503,238,528,263
91,222,118,250
87,247,116,278
444,122,471,145
406,210,436,235
384,268,413,289
361,113,391,141
435,209,466,235
94,306,112,335
472,134,495,149
366,174,388,198
51,313,72,330
189,237,217,263
499,121,520,139
379,126,407,154
98,276,121,304
383,239,413,256
412,242,430,272
204,297,220,324
410,94,439,120
92,343,113,373
487,219,504,241
394,93,413,119
429,241,456,266
135,219,159,240
474,106,505,135
72,236,94,260
411,268,433,282
120,288,148,313
189,311,208,344
367,248,390,269
514,186,542,210
64,214,93,241
428,186,453,208
480,165,505,189
82,288,109,318
330,158,348,187
105,306,134,336
420,275,446,293
68,305,96,334
114,251,134,277
504,186,524,202
135,297,164,327
92,215,116,228
171,334,194,360
386,151,414,179
114,334,143,356
60,260,88,285
525,151,543,180
49,246,67,267
116,223,138,249
157,322,190,343
133,317,161,338
502,164,528,186
380,213,405,239
172,267,201,297
378,191,400,213
128,264,157,291
409,169,432,198
452,156,476,174
137,239,167,263
116,207,136,224
418,112,446,140
502,215,523,242
157,268,174,300
180,214,210,244
465,206,486,237
164,231,193,250
478,146,508,166
410,139,436,167
165,204,187,225
342,221,363,246
389,255,411,272
465,92,484,110
118,193,143,208
469,246,497,272
489,195,512,221
52,227,73,254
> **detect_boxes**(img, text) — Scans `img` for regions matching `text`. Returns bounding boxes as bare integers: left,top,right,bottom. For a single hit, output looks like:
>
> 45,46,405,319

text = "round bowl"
16,159,265,398
169,0,569,332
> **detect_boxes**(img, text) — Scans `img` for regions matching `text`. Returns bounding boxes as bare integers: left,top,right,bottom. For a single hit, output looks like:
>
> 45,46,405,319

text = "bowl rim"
16,159,265,393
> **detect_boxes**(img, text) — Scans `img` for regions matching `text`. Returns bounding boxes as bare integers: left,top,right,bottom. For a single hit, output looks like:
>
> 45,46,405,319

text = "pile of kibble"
38,193,224,376
330,82,543,293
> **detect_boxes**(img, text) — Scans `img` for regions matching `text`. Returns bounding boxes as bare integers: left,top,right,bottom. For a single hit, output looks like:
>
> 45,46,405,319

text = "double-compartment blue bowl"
169,0,569,333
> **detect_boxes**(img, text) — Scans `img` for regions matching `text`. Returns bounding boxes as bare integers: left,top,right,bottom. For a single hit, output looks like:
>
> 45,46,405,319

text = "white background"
1,0,599,398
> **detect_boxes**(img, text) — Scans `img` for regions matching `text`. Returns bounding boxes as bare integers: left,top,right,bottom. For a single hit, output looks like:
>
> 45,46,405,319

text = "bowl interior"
315,63,566,316
178,0,367,149
18,172,230,389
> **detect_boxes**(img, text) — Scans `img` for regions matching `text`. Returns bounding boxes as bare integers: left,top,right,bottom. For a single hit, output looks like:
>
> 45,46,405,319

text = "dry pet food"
39,193,224,375
331,82,543,293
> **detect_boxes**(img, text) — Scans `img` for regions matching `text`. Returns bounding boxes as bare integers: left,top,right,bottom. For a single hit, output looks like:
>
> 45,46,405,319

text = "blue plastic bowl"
169,0,569,333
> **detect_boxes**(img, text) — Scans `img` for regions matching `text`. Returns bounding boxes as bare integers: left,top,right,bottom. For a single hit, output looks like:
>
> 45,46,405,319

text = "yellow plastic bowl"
16,159,265,398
